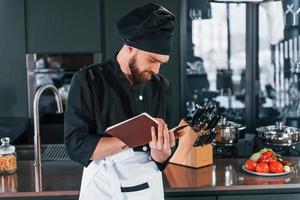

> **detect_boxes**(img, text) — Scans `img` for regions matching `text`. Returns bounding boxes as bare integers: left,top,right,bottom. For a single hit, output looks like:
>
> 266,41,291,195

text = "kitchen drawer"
166,196,216,200
219,194,300,200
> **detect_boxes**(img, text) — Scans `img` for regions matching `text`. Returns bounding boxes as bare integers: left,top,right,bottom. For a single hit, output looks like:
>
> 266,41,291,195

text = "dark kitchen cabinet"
166,197,216,200
25,0,101,53
219,194,300,200
103,0,181,127
0,0,27,118
6,197,78,200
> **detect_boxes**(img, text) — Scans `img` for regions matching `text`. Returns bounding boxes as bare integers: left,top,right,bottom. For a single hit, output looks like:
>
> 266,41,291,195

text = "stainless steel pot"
214,118,246,146
257,121,300,146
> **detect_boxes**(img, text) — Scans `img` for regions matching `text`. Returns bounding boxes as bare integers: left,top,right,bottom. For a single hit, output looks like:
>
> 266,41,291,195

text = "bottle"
0,173,17,192
0,137,17,173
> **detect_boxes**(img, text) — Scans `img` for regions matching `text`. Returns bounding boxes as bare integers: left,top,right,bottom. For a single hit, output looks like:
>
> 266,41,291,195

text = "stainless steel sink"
16,144,70,161
41,144,70,161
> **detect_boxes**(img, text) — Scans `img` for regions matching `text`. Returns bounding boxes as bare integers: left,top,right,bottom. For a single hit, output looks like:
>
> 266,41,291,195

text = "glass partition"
184,0,247,124
258,0,300,128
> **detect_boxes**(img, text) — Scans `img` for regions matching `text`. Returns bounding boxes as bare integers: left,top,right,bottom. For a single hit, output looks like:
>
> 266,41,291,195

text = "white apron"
79,148,164,200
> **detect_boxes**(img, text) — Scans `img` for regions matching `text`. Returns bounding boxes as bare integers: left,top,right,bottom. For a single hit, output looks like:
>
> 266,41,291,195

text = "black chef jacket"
64,55,175,171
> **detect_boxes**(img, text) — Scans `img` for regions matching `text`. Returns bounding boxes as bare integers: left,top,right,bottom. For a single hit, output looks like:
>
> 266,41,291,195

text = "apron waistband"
101,148,137,163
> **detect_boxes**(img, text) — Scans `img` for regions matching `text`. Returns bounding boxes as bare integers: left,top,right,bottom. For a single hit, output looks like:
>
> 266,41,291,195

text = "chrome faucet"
33,84,63,191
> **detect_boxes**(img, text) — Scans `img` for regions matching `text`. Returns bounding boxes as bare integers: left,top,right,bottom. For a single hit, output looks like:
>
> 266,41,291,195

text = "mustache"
142,70,155,76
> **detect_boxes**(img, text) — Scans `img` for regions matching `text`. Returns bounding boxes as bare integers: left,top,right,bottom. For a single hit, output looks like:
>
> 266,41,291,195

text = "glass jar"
0,173,17,192
0,137,17,173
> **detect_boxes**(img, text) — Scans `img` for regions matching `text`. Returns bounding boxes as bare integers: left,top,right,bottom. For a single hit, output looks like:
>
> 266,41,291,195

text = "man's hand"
149,119,175,163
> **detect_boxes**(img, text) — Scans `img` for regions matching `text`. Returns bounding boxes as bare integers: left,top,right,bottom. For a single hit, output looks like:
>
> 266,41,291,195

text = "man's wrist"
115,137,127,151
150,153,170,163
151,154,172,171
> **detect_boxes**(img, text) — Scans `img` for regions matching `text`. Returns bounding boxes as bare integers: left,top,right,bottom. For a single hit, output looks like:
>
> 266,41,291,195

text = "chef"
64,3,177,200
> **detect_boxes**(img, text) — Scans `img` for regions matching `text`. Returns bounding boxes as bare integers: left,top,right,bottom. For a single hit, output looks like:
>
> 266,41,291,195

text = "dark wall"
0,0,181,126
103,0,181,126
0,0,27,118
25,0,101,53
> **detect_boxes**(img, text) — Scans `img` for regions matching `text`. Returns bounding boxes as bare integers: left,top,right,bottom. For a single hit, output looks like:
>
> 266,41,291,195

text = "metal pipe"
34,165,42,192
33,84,63,191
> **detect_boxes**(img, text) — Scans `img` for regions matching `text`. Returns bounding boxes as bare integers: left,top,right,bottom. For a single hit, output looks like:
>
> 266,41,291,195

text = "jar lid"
0,137,15,155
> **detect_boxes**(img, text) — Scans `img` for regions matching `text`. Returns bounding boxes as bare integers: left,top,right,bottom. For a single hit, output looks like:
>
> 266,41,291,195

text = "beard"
128,57,154,84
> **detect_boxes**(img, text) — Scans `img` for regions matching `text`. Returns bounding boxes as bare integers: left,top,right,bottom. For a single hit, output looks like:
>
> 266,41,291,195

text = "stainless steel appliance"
26,53,101,119
257,121,300,146
212,117,246,158
213,117,246,146
26,53,101,144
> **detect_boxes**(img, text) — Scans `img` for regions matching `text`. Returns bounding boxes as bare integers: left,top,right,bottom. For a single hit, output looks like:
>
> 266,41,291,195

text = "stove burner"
257,139,300,156
263,145,295,156
213,145,237,158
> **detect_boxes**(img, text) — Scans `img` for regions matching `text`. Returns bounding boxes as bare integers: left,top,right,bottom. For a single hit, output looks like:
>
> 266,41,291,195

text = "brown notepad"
105,113,159,148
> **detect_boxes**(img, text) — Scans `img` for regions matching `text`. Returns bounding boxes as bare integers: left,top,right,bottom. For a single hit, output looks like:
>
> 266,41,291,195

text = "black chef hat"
116,3,175,55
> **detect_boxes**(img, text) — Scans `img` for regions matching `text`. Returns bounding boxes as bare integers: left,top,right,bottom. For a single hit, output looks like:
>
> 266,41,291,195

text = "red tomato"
256,162,269,173
264,157,276,163
258,154,268,163
244,160,257,171
258,150,276,163
263,150,274,157
269,161,284,173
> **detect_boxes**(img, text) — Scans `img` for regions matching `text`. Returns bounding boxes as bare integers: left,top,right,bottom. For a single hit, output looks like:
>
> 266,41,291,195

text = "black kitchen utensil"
173,124,190,134
174,103,211,134
206,114,221,131
190,104,205,125
205,129,218,145
193,114,221,147
193,133,206,147
191,103,216,131
203,115,221,145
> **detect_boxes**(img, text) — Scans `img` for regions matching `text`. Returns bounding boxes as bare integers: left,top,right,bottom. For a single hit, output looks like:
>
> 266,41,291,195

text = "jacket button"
138,95,143,101
142,146,148,151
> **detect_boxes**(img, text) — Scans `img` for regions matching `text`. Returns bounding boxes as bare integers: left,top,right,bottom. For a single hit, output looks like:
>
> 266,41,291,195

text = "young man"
64,3,177,199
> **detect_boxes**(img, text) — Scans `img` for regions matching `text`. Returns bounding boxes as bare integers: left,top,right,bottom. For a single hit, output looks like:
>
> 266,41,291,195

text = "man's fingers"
150,126,157,148
163,123,170,150
157,121,163,149
174,130,186,139
169,131,175,147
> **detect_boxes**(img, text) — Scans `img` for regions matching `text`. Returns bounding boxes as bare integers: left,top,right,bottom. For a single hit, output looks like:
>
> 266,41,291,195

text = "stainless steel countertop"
1,157,300,197
164,157,300,196
0,161,82,197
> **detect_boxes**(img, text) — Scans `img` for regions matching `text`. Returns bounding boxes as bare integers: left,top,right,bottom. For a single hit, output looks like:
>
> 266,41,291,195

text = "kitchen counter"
0,161,82,198
1,157,300,199
164,158,300,198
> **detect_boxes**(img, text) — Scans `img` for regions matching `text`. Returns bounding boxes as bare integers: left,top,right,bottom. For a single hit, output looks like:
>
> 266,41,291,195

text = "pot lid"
256,121,300,135
217,117,242,128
